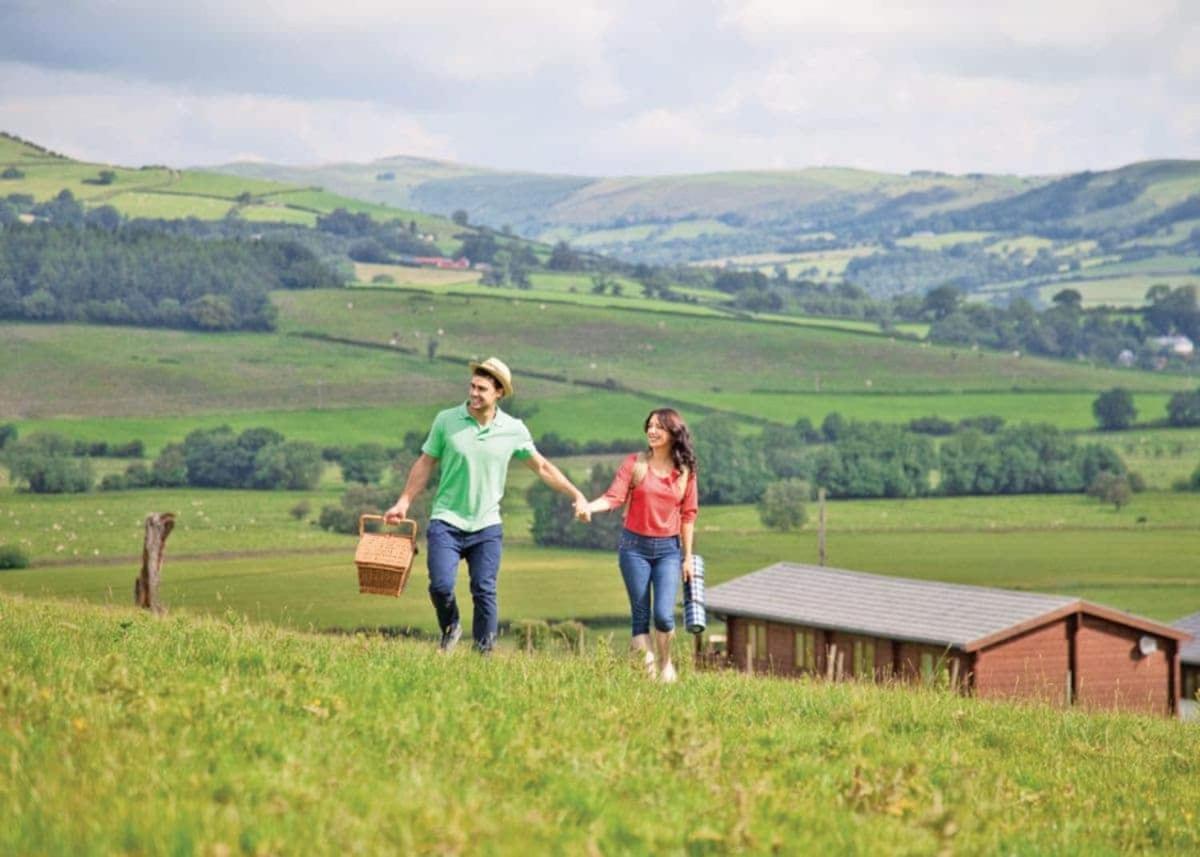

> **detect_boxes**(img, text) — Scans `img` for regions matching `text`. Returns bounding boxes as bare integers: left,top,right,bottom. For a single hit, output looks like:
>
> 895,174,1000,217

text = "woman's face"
646,415,671,451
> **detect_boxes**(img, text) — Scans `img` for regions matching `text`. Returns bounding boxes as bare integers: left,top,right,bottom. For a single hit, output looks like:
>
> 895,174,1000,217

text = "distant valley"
209,156,1200,306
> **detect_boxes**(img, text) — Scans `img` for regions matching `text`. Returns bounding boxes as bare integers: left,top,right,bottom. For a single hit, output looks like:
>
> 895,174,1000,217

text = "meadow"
2,593,1199,855
4,484,1199,634
273,289,1193,398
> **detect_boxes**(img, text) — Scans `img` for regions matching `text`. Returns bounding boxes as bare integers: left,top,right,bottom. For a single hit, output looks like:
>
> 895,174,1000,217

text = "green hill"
0,131,463,248
210,150,1200,305
2,592,1197,855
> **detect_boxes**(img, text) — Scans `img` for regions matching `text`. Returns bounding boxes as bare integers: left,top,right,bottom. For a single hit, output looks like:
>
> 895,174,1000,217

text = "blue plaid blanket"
683,554,706,633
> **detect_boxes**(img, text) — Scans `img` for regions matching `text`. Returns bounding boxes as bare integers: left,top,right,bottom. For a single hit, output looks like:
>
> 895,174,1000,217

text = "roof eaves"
709,606,968,651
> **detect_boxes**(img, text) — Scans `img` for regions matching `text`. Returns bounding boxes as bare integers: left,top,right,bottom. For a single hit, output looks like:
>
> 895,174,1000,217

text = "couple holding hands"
384,357,697,682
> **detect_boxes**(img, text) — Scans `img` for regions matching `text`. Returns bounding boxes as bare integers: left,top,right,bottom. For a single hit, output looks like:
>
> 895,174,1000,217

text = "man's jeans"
426,519,503,652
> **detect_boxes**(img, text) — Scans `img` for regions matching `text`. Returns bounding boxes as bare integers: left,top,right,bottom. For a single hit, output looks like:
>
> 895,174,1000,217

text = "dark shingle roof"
1175,612,1200,665
708,563,1081,651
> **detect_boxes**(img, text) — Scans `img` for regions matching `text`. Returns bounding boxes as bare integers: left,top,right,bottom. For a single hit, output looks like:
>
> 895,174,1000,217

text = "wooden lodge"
704,563,1193,718
1174,611,1200,721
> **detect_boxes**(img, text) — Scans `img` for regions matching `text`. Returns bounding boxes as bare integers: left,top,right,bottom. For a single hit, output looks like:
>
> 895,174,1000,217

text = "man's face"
468,372,503,412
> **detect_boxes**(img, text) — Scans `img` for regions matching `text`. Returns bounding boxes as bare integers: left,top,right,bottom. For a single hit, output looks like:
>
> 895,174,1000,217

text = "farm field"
693,390,1178,431
0,136,463,241
4,486,1198,632
4,593,1198,855
273,289,1194,398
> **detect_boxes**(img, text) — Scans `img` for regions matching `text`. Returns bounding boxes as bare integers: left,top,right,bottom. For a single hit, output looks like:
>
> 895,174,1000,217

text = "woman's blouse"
602,453,699,538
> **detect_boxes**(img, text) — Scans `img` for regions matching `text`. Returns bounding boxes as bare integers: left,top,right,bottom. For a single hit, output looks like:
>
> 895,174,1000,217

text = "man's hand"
574,495,592,523
384,497,410,524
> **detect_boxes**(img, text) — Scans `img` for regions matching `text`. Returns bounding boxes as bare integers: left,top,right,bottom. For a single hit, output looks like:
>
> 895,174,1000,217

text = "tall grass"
1,593,1197,855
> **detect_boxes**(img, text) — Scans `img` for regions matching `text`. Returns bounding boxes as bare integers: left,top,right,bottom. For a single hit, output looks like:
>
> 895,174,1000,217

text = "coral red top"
602,453,699,537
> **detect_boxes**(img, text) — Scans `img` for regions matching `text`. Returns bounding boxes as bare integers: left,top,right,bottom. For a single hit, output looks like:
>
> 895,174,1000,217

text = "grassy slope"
0,133,462,238
2,593,1198,856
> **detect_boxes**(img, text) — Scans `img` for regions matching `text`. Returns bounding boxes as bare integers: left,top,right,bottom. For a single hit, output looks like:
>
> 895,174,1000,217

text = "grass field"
896,231,993,250
103,192,235,220
353,262,481,287
694,390,1180,431
273,289,1195,398
1035,274,1200,308
4,484,1198,631
237,204,319,226
3,593,1199,855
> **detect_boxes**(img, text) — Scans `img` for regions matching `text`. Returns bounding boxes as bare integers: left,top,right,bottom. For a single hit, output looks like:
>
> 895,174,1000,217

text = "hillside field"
2,593,1198,855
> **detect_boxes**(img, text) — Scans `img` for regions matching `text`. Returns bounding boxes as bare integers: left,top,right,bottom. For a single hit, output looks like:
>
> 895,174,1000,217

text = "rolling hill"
210,152,1200,306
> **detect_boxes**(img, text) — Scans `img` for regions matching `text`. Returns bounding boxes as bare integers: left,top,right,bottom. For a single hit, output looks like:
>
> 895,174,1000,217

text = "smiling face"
645,414,671,453
468,371,503,414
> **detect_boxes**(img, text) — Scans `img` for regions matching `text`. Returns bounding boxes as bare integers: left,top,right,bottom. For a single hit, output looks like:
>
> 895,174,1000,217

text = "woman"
582,408,698,682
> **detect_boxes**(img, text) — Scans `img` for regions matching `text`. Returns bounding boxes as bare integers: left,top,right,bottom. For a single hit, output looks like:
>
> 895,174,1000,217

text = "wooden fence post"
134,512,175,614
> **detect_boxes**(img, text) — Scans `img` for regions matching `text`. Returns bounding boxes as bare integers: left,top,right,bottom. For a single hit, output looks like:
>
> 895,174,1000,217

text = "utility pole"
817,487,827,566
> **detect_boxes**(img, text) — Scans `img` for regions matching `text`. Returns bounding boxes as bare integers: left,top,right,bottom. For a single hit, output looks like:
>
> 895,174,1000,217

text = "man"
384,357,590,654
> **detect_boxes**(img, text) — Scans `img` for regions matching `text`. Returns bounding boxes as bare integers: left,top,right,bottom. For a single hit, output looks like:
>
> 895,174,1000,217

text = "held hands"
573,495,592,523
681,554,694,583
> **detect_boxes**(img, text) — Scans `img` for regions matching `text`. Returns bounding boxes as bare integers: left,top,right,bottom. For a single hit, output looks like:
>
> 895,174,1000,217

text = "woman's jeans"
426,519,503,652
617,528,681,635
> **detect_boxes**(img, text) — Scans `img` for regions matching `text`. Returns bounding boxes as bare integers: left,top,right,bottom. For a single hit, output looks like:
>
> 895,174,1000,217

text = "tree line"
0,191,341,331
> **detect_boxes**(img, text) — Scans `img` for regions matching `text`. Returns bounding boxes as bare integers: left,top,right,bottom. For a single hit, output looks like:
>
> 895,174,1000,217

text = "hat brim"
469,361,513,397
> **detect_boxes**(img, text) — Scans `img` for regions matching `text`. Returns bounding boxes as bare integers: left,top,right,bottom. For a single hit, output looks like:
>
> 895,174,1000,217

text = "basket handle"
359,514,419,539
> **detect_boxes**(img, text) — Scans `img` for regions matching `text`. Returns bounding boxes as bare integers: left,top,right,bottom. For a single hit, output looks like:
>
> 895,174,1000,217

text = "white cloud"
0,63,454,166
720,0,1180,46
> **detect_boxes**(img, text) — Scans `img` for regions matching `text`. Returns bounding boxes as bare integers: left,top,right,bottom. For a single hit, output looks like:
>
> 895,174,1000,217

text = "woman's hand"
681,554,694,583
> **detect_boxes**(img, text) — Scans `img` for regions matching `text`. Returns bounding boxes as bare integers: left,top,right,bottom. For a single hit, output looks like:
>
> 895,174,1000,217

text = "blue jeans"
617,528,681,635
426,519,503,652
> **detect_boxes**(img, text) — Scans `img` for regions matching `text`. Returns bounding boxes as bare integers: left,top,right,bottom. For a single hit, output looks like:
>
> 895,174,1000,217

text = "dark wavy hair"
644,408,697,474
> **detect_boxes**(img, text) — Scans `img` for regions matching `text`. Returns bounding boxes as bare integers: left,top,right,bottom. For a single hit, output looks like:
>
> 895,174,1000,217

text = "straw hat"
469,356,514,397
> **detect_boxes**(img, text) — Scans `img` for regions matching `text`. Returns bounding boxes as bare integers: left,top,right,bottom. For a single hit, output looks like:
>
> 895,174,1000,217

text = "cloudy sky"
1,1,1197,176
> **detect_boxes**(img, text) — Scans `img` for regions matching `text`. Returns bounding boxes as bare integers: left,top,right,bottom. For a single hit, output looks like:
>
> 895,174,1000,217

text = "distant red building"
705,563,1192,717
403,255,471,270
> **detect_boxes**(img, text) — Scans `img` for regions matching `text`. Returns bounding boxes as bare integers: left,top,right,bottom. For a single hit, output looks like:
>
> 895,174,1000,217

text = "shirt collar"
457,402,510,428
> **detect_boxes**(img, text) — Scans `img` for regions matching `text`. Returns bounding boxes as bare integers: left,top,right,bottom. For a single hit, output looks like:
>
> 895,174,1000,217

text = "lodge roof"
1175,612,1200,665
706,562,1190,652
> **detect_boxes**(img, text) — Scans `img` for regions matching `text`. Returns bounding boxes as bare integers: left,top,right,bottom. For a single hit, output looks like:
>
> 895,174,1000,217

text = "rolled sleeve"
680,472,699,524
512,423,536,460
420,414,445,459
602,453,638,508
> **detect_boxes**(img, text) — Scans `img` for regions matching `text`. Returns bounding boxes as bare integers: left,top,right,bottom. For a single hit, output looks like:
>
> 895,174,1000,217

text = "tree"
1167,389,1200,427
339,443,391,484
922,285,962,320
528,464,623,548
1087,472,1131,510
758,479,810,531
1092,388,1136,431
1052,288,1083,309
548,241,580,271
5,433,92,493
451,209,469,226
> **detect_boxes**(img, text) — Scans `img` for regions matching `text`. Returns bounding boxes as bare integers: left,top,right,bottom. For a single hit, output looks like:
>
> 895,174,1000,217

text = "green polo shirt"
422,403,537,532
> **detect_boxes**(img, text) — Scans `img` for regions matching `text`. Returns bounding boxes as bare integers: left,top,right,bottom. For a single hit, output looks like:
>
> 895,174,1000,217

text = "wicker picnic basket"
354,514,418,597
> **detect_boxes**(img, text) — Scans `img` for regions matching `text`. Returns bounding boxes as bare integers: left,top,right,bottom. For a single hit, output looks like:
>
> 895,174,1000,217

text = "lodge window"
749,622,767,660
1185,670,1199,703
794,629,816,673
853,639,876,680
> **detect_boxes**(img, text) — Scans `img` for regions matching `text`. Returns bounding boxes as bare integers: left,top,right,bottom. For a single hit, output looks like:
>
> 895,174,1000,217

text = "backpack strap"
631,451,689,501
